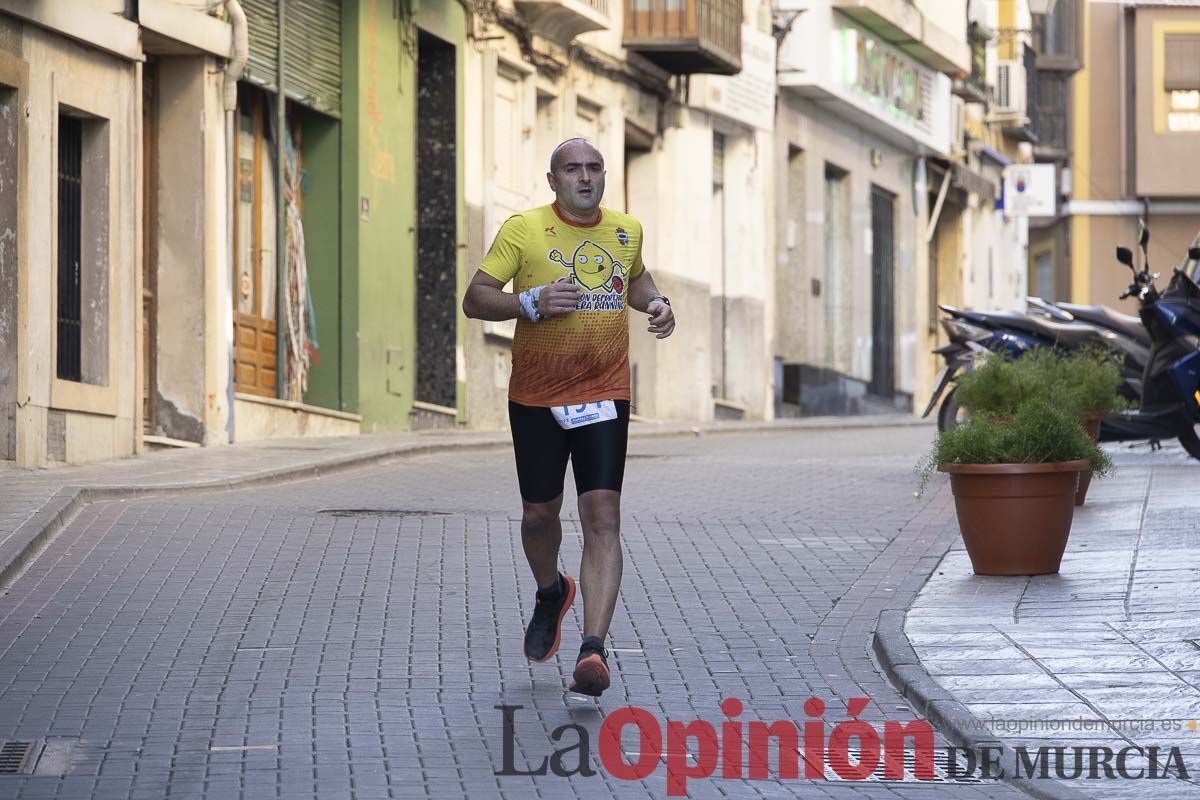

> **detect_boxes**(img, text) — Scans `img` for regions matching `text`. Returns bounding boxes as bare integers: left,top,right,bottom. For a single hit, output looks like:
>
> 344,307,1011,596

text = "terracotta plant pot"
1074,414,1104,506
939,461,1089,576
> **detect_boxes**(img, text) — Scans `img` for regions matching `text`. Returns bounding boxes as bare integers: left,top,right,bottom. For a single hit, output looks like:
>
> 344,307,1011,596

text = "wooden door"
232,89,277,397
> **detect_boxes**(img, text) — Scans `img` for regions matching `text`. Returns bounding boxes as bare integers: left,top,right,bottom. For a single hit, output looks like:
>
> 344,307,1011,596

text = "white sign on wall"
1002,164,1057,216
689,25,777,131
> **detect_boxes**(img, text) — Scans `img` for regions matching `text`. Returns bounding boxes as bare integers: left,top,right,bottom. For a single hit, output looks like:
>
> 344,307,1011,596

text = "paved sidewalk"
0,421,1032,799
897,444,1200,799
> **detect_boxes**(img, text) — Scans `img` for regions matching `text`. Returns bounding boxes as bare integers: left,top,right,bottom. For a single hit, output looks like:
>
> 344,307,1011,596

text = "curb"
1,415,932,592
873,610,1093,800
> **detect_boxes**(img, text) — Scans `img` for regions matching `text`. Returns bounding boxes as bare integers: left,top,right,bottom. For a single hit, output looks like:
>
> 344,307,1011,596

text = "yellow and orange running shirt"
480,204,645,408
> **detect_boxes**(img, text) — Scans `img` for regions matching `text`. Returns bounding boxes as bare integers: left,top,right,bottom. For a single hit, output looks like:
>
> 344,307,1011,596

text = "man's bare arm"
462,271,521,321
627,268,662,314
462,270,582,321
628,268,675,339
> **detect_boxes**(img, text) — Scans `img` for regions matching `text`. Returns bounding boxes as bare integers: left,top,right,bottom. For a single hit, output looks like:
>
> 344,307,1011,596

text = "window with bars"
55,111,109,387
56,115,82,382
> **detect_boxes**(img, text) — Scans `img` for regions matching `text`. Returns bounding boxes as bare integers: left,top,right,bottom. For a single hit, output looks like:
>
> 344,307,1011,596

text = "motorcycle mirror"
1116,246,1135,268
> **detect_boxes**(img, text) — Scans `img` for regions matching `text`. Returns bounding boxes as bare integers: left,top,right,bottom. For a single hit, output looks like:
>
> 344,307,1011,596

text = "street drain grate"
316,509,451,518
0,741,43,775
809,745,987,784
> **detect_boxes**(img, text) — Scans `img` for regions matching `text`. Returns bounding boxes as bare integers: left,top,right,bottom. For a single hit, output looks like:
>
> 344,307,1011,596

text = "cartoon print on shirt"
548,240,626,293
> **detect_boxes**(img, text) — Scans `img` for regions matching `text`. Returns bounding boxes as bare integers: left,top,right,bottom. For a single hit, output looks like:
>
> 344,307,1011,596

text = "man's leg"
565,401,629,696
521,494,564,590
576,489,622,639
508,401,575,662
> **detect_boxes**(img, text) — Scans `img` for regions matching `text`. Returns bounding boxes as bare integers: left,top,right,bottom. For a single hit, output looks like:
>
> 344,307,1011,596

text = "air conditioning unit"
994,60,1026,116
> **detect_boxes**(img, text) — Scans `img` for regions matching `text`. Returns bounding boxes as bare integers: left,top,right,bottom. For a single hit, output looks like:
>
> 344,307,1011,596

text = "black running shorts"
508,400,631,504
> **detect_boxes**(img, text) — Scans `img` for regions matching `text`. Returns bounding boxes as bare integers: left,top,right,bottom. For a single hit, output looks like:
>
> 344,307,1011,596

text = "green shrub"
1055,347,1128,416
952,355,1035,419
953,347,1126,419
916,400,1113,495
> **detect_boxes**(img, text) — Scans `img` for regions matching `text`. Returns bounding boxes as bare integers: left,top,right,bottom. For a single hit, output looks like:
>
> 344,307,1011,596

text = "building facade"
461,0,773,427
1063,0,1200,310
0,2,228,466
774,0,968,416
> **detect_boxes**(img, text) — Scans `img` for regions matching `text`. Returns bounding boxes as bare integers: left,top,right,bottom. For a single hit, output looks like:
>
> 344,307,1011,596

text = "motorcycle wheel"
937,388,966,432
1178,424,1200,461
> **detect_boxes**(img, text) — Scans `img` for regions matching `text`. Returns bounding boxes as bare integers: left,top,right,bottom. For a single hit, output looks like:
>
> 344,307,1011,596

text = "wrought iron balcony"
623,0,742,75
515,0,611,44
953,26,990,104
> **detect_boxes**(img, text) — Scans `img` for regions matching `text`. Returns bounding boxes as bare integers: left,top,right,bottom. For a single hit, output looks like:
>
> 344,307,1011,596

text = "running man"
462,138,675,696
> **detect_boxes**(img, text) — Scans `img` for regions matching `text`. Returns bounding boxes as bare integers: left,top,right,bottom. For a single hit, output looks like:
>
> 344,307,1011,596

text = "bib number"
551,401,618,430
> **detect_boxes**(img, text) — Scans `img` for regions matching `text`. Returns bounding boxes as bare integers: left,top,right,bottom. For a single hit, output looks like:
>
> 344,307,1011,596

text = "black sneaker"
523,573,576,662
569,643,610,697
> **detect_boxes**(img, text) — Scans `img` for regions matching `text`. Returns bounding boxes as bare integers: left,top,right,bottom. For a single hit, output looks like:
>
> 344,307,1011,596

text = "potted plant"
952,348,1125,505
951,355,1036,421
917,400,1113,576
1019,348,1127,505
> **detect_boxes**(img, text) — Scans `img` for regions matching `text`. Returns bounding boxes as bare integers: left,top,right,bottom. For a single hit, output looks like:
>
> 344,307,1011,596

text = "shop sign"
1002,164,1057,216
835,22,934,133
689,25,777,131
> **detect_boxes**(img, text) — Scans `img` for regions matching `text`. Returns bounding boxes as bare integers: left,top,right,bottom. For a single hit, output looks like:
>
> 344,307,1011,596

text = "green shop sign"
839,25,926,124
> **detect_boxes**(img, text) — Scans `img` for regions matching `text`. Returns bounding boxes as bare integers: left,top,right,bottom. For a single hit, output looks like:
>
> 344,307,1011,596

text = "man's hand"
538,278,582,318
646,299,675,339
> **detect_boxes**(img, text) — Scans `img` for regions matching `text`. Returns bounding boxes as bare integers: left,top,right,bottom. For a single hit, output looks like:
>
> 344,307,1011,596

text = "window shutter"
241,0,279,92
284,0,342,117
1165,34,1200,92
240,0,342,118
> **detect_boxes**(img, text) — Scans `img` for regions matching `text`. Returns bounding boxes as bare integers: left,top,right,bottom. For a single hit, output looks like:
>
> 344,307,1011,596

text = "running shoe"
569,645,611,697
523,573,576,662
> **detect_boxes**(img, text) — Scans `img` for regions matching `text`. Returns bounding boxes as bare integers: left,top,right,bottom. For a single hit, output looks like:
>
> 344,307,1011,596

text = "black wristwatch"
651,294,670,306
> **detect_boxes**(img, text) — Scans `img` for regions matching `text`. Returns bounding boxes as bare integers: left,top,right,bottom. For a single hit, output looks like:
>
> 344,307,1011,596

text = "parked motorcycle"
924,225,1200,460
1099,227,1200,458
1026,294,1152,349
924,304,1145,431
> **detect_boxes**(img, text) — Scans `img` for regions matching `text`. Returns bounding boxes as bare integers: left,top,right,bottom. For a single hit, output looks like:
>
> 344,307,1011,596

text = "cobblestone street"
1,426,1029,799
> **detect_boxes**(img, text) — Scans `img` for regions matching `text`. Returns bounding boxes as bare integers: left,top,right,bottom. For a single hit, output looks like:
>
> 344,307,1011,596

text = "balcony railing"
623,0,742,75
1033,0,1081,70
1033,69,1070,154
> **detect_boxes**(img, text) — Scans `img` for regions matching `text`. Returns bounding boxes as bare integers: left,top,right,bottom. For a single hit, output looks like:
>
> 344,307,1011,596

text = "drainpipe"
275,0,287,401
224,0,248,443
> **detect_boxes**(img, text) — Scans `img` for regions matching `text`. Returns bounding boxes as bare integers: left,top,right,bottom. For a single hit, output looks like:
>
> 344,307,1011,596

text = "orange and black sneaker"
523,573,576,662
569,638,610,697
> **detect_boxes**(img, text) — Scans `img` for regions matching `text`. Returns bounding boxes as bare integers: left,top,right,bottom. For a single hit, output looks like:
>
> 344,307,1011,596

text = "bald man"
462,138,675,696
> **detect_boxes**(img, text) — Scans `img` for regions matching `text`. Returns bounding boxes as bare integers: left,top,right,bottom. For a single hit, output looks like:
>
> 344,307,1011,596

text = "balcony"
1033,68,1070,157
953,24,990,104
515,0,611,45
623,0,742,75
1033,0,1082,72
999,45,1039,143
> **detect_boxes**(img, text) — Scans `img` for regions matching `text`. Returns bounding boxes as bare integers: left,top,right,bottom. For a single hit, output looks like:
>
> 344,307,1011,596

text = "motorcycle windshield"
1186,231,1200,282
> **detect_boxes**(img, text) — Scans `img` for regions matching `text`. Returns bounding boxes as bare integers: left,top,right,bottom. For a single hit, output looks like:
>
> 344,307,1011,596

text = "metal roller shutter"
240,0,341,118
284,0,342,117
241,0,279,91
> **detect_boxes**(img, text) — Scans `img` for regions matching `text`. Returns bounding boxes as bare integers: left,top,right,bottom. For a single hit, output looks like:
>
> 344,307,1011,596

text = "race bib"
551,401,618,430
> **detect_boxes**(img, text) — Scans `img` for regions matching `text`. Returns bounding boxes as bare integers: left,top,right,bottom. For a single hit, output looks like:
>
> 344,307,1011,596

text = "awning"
979,146,1013,167
928,157,997,201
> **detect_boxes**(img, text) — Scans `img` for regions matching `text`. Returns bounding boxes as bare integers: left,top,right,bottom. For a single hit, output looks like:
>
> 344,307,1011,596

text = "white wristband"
519,286,545,322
